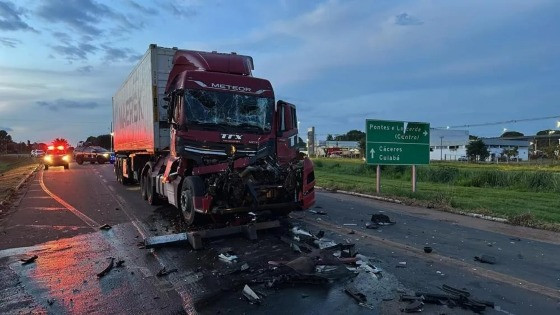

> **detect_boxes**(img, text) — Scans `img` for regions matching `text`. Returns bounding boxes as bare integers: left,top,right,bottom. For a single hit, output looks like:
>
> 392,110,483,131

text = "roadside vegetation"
0,155,39,204
312,158,560,231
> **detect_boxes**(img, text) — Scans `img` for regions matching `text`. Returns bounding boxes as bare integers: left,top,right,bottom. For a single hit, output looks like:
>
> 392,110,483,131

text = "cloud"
127,0,158,15
0,36,20,47
76,65,93,73
51,42,98,61
101,44,142,63
394,13,423,26
36,0,134,36
167,1,198,18
0,0,37,32
36,99,99,111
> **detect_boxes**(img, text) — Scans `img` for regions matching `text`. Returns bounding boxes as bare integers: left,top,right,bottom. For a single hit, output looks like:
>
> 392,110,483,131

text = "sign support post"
365,119,430,193
376,165,381,193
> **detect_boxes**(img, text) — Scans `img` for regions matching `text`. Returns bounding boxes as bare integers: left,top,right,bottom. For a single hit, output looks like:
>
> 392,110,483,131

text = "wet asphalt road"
0,162,559,314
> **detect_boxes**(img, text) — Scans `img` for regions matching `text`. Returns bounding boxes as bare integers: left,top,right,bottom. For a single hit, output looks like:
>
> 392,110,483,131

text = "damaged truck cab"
113,45,315,225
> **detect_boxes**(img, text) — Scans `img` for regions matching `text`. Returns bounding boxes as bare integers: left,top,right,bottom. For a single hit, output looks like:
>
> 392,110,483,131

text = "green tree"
466,139,489,162
335,130,365,141
501,147,518,162
501,131,524,138
326,134,334,141
469,135,479,140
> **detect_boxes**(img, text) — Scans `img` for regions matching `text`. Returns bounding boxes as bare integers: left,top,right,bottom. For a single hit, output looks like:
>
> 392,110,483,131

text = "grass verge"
313,158,560,231
0,155,39,204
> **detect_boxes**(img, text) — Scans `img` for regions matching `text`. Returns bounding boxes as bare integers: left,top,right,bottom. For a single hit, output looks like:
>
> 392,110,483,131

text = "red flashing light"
48,145,55,150
57,145,64,150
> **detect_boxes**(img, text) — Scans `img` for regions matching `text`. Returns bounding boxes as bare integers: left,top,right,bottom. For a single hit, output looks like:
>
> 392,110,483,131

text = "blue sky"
0,0,559,145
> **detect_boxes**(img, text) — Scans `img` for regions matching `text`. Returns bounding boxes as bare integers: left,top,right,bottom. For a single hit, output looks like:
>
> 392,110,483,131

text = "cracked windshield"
0,0,559,314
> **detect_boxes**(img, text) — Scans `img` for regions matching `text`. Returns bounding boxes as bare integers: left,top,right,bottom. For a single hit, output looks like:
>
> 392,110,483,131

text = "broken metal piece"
144,233,189,249
99,224,112,230
97,257,114,278
156,267,178,277
474,254,496,264
242,284,261,304
20,255,38,265
403,300,424,313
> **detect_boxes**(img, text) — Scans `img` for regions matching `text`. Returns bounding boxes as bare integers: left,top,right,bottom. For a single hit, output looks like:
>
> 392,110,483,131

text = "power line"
434,115,560,129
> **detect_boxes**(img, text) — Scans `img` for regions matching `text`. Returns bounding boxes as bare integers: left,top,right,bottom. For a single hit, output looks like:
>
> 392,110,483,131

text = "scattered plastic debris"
97,257,114,278
20,255,38,265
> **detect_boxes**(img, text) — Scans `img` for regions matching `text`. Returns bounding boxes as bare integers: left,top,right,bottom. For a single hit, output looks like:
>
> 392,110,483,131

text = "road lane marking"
24,207,67,211
297,216,560,300
27,196,53,199
39,170,99,230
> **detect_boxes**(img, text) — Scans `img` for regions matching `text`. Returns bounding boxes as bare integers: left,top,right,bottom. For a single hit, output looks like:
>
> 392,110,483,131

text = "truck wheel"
97,157,105,164
140,172,148,200
44,164,49,170
180,176,205,226
64,164,69,170
76,156,83,165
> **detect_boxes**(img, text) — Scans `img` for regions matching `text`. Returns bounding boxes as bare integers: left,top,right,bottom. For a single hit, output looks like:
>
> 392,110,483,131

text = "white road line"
39,171,99,230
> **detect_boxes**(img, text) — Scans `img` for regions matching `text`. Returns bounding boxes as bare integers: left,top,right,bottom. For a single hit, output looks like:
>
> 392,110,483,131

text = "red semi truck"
113,44,315,225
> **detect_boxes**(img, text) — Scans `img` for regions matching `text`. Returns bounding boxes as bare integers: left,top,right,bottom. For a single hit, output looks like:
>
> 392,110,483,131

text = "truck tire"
76,156,83,165
44,164,49,170
140,171,148,200
180,176,205,226
64,164,69,170
97,157,105,164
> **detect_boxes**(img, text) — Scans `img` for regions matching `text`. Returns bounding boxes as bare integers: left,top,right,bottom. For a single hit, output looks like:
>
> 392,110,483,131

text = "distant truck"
112,44,315,225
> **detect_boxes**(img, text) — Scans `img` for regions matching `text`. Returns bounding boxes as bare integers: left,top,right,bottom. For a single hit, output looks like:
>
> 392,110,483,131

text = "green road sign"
366,119,430,165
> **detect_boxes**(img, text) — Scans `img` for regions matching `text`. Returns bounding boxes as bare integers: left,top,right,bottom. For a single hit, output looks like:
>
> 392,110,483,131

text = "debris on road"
99,224,112,230
423,246,433,253
474,254,497,264
144,233,189,249
402,300,424,313
396,261,407,268
20,255,38,265
219,252,239,264
348,230,355,234
345,286,367,304
370,214,396,226
411,284,494,313
115,259,125,268
156,267,178,277
97,257,115,278
343,223,357,226
365,222,378,229
309,209,327,215
242,284,262,304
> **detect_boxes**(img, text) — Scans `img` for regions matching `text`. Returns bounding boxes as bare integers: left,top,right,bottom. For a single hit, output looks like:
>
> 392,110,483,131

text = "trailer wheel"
180,176,205,226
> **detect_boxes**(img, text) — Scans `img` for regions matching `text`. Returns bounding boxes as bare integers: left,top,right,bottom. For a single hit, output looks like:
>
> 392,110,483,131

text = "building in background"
430,129,469,161
481,138,530,161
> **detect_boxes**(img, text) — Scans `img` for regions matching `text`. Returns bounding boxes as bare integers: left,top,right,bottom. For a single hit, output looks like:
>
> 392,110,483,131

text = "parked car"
458,156,468,161
74,146,111,164
31,149,45,157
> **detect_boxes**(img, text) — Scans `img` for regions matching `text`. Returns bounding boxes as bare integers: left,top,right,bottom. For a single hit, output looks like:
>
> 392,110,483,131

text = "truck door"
276,100,299,165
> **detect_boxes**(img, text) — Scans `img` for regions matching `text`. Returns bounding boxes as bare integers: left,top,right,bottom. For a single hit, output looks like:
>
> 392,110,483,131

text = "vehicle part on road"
396,261,407,268
144,220,280,250
156,267,178,277
414,284,494,312
423,246,433,253
99,224,112,230
402,300,424,313
344,286,367,303
474,254,497,264
242,284,262,304
370,214,396,226
309,209,327,215
97,257,114,278
20,255,38,265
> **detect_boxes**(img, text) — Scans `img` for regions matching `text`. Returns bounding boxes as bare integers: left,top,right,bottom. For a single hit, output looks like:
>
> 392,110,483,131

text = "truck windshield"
184,89,273,134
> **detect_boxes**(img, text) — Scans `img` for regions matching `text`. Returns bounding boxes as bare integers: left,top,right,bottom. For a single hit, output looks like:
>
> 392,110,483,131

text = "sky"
0,0,559,145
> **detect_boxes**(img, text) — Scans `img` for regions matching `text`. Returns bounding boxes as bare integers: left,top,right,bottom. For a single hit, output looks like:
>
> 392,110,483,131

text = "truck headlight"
44,155,52,162
62,155,70,162
103,153,109,158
